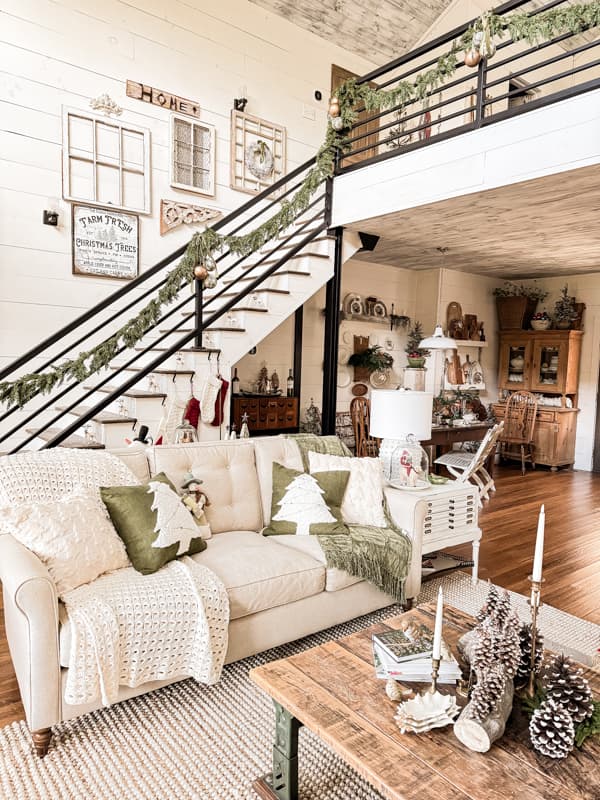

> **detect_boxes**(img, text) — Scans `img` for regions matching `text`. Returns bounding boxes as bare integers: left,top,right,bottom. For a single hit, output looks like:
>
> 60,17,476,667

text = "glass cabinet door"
498,339,532,389
531,339,567,392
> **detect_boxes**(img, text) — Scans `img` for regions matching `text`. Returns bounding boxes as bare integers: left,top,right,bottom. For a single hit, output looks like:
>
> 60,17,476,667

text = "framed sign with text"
72,204,139,280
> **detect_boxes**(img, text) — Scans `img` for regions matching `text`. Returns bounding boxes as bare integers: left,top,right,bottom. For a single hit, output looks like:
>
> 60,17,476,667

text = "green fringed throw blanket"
286,434,411,603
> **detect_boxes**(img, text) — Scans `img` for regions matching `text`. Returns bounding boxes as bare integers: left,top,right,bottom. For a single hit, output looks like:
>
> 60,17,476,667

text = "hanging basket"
496,296,538,330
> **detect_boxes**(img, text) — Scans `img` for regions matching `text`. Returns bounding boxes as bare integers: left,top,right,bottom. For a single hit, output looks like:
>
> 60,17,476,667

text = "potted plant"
348,345,393,381
492,281,548,330
404,321,431,367
553,285,578,329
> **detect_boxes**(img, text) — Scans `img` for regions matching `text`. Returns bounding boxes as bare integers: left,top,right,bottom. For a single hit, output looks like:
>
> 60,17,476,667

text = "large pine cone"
542,653,594,724
515,623,543,684
497,614,521,678
476,584,500,623
469,665,507,722
529,698,575,759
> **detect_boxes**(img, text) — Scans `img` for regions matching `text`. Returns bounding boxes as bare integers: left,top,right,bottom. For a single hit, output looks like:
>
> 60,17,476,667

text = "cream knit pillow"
307,451,387,528
0,487,130,597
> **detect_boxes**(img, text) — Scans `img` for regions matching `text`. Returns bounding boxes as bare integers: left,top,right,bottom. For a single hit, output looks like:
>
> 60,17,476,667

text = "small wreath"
245,139,275,179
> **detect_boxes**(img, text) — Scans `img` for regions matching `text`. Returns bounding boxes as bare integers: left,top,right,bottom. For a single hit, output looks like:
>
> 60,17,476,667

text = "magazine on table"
372,640,462,684
371,624,434,663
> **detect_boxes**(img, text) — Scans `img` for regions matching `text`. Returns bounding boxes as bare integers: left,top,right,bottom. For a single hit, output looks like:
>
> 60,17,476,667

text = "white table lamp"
370,389,433,489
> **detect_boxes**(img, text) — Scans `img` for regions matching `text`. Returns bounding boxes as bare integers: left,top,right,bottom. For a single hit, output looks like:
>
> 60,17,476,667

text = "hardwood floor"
0,464,598,729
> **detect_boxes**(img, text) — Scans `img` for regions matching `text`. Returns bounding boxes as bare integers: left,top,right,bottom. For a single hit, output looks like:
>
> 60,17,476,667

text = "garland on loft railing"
2,0,600,408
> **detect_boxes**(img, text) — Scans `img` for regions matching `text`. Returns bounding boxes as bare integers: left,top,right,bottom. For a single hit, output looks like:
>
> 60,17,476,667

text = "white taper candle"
432,586,443,660
532,504,545,582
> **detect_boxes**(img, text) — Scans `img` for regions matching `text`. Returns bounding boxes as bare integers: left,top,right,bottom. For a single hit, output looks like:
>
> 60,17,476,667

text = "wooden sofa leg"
402,597,415,612
32,728,52,757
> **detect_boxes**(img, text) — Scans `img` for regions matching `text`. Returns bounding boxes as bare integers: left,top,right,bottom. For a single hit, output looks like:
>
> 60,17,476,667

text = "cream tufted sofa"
0,436,423,756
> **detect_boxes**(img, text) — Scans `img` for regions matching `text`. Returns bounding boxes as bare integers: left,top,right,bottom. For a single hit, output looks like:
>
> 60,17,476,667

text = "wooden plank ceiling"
347,163,600,278
248,0,455,64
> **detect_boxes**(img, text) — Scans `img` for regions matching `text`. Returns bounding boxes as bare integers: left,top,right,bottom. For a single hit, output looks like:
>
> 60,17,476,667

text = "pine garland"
2,0,600,408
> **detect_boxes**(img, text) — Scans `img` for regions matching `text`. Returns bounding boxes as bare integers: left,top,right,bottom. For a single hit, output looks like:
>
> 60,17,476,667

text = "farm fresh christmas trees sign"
72,204,139,280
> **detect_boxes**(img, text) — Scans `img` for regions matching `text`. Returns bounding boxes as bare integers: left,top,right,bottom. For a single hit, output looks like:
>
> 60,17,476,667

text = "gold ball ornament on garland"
193,264,209,281
328,96,340,117
464,47,481,67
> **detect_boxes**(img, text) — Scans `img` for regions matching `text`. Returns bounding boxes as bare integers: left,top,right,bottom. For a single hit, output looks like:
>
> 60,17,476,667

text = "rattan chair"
434,421,504,506
498,391,538,475
350,397,379,457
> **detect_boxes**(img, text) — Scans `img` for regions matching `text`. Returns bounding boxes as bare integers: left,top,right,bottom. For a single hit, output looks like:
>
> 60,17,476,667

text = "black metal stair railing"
336,0,600,172
0,156,327,452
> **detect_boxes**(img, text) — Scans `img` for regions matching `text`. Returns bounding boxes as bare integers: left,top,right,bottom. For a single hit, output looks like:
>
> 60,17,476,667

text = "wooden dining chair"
350,397,379,457
498,391,538,475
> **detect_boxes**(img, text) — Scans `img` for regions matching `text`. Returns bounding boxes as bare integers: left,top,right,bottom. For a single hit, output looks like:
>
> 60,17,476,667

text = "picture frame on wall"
72,204,139,280
230,110,286,195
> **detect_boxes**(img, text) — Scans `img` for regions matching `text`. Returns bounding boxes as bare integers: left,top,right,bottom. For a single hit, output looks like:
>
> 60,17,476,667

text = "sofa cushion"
148,441,262,534
253,436,304,525
262,463,349,537
271,535,362,592
193,531,325,619
307,451,387,528
109,447,151,483
100,473,206,575
0,487,130,597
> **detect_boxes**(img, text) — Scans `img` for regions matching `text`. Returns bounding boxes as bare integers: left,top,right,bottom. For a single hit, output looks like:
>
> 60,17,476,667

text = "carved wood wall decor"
159,199,222,235
230,110,286,195
126,80,200,117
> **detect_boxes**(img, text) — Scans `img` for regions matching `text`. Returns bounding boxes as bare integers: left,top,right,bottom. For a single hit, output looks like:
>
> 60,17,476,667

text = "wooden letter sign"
126,80,200,117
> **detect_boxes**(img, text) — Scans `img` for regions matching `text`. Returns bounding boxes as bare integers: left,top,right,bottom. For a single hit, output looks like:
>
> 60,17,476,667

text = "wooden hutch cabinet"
231,395,299,435
493,330,583,470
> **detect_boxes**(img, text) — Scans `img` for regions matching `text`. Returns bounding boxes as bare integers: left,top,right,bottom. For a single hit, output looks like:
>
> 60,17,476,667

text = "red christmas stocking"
183,396,200,429
211,379,230,427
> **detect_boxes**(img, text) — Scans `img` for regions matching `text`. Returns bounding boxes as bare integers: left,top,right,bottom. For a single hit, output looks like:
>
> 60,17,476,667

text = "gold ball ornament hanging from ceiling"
328,96,340,118
194,264,209,281
464,47,481,67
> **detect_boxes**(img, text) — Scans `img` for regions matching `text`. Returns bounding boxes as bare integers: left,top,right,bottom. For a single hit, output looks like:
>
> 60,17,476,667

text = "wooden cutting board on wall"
447,351,463,385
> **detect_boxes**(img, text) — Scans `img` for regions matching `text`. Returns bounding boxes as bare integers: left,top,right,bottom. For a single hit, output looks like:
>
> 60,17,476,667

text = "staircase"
0,160,360,452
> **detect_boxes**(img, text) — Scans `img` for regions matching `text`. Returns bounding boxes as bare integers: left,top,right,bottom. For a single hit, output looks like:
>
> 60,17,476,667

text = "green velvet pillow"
263,462,349,536
100,472,207,575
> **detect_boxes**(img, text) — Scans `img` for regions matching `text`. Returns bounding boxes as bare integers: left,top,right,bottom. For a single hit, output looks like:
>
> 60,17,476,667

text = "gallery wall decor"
159,199,222,235
170,115,216,196
62,107,151,214
126,80,200,117
230,110,286,195
89,93,122,117
72,204,139,280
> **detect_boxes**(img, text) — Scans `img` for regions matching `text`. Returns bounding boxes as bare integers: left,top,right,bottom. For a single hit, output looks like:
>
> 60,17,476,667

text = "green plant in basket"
492,281,548,302
347,345,393,373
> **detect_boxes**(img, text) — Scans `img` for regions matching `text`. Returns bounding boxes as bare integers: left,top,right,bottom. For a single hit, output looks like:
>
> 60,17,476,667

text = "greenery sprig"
2,0,599,408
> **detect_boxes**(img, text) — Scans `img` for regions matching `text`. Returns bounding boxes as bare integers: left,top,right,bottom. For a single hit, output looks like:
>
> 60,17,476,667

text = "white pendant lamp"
419,325,457,350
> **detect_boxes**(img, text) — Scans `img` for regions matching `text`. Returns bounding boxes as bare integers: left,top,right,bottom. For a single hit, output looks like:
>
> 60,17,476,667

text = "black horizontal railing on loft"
335,0,600,172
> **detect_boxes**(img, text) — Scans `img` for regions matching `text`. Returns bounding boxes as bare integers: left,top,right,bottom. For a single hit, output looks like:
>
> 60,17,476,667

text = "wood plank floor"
0,464,598,730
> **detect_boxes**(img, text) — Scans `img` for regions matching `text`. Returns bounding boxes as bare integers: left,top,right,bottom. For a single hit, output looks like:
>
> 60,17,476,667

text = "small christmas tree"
404,321,431,358
272,473,335,535
529,698,575,759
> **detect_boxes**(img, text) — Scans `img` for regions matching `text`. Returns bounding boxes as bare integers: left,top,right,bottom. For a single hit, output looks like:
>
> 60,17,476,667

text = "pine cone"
476,584,500,623
472,618,499,671
469,665,507,722
515,623,543,684
493,590,512,629
497,614,521,678
529,698,575,759
542,654,594,724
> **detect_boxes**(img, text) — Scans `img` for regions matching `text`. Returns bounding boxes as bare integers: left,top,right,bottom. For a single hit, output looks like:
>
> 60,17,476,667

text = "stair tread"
55,405,137,424
85,385,167,398
182,307,268,318
109,366,196,375
26,427,106,449
267,234,330,252
222,269,310,286
218,288,290,298
159,327,246,334
134,346,221,353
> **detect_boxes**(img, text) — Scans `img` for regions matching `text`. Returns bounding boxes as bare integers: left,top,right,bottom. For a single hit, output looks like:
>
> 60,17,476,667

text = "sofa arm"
384,487,425,602
0,533,61,731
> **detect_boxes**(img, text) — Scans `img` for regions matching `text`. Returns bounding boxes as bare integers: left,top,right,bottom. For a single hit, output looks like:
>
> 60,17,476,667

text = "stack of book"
372,623,462,684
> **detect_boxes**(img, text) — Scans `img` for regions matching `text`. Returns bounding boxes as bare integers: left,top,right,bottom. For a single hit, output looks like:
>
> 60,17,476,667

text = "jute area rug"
0,572,598,800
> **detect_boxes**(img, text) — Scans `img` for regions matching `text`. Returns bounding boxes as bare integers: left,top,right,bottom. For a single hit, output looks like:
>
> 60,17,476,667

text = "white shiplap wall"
0,0,378,366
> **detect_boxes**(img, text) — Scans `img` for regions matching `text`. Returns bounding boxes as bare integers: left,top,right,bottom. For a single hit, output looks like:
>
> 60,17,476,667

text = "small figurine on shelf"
479,322,486,342
270,371,280,392
240,412,250,439
229,423,237,440
257,365,269,394
301,398,322,435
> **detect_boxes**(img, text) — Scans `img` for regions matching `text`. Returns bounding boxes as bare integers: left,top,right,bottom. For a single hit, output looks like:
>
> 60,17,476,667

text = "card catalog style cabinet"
494,330,583,469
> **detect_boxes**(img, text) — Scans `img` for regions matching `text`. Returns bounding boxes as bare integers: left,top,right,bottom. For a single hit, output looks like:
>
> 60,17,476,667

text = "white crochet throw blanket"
62,557,229,707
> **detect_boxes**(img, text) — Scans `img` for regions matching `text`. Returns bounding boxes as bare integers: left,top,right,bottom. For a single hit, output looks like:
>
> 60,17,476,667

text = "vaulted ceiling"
248,0,455,65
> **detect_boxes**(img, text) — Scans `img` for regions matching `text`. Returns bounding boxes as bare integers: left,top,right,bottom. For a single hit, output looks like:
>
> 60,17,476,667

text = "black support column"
321,226,343,435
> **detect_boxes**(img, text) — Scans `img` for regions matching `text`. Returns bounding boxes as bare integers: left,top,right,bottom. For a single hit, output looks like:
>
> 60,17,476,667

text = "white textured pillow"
0,487,130,596
307,451,387,528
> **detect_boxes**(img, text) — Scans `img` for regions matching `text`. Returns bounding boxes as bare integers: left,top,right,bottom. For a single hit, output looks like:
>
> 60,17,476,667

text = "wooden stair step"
134,346,221,354
259,252,328,268
109,365,196,376
85,385,167,399
55,405,137,425
181,307,268,318
159,326,246,334
222,269,310,287
26,427,105,449
217,288,290,298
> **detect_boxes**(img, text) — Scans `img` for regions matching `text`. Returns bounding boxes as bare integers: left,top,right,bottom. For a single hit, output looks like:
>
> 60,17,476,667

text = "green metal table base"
253,701,303,800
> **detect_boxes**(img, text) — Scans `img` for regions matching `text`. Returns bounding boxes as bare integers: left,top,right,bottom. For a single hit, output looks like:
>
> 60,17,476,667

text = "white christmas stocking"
199,375,223,425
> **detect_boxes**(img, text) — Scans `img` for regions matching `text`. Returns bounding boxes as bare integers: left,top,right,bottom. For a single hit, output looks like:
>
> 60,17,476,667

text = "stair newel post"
194,276,204,350
321,225,343,435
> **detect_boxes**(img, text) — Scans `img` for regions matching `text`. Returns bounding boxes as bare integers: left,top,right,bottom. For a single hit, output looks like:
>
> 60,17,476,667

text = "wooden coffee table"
250,603,599,800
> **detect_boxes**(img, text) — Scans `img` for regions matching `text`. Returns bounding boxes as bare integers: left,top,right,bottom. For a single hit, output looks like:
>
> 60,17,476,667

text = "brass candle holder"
429,657,441,694
526,576,544,697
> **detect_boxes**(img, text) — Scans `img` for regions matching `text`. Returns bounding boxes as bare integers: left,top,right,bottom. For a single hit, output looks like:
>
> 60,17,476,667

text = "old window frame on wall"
72,204,139,281
230,110,286,195
62,107,151,214
169,115,216,197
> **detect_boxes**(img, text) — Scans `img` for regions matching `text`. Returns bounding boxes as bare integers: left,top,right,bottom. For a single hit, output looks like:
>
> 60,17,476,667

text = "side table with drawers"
231,395,299,436
385,481,481,587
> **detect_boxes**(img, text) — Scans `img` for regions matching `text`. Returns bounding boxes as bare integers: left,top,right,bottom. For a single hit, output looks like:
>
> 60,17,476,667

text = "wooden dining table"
423,421,494,472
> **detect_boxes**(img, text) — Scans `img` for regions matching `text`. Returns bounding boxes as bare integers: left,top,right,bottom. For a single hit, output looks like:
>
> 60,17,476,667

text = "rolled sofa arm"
384,487,425,602
0,533,61,731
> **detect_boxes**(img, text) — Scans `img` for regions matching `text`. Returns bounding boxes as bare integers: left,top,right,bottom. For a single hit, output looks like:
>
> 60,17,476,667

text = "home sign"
126,80,200,117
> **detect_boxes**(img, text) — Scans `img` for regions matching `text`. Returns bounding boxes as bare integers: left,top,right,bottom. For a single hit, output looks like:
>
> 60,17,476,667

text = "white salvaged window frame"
169,115,216,197
62,107,151,214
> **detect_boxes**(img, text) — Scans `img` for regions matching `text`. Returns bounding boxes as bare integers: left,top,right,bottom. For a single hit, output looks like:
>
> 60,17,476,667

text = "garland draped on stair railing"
2,0,600,408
